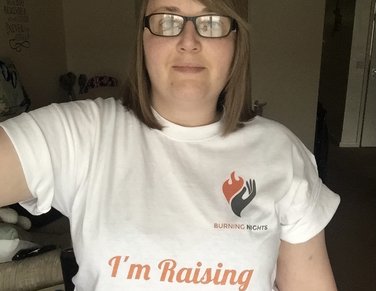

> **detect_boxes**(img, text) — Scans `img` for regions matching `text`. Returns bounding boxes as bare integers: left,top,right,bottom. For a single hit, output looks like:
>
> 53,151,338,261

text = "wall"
249,0,326,150
341,0,374,147
62,0,136,93
0,0,67,109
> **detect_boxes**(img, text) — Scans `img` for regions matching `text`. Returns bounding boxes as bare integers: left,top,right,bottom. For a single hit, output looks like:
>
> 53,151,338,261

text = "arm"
276,230,338,291
0,127,32,206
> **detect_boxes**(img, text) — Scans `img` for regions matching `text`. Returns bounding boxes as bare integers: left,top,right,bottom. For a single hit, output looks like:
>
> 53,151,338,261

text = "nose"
177,20,201,53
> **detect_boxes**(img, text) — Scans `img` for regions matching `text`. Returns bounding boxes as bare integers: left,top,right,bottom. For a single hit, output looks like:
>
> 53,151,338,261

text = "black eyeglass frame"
144,13,238,38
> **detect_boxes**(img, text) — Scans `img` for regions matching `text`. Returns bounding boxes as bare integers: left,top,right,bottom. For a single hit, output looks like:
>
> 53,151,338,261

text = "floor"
324,142,376,291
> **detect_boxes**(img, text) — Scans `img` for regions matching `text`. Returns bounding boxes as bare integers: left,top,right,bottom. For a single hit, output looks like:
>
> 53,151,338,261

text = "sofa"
0,214,72,291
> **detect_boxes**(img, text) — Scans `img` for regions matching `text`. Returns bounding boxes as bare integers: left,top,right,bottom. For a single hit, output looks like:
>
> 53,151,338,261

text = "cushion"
0,249,63,290
0,223,39,263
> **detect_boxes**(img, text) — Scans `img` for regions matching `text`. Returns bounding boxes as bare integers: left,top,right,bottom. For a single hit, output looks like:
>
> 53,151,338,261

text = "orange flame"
222,171,244,202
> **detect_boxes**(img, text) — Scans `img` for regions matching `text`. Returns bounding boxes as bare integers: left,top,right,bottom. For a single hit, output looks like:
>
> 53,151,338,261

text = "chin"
172,88,209,101
171,80,208,95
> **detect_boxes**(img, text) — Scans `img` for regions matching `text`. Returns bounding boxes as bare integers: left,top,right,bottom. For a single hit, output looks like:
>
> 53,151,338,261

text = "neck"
152,102,220,127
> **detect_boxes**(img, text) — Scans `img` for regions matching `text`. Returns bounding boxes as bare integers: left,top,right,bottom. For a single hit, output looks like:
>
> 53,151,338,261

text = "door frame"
360,0,376,146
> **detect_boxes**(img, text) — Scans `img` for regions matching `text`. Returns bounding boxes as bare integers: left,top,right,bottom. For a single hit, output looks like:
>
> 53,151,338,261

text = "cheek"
143,43,163,94
224,41,236,67
143,38,155,73
143,35,169,75
212,41,235,76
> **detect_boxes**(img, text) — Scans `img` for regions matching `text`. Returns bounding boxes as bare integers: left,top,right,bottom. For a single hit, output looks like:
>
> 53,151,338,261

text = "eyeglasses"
144,13,238,38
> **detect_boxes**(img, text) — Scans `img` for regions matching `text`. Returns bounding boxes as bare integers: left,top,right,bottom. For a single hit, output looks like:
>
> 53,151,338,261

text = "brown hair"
122,0,254,134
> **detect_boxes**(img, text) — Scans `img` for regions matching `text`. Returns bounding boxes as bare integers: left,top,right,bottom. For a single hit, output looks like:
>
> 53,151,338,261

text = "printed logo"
222,171,256,217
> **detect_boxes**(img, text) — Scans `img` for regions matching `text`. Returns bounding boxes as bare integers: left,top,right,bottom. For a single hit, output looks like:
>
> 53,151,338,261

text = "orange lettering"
212,263,224,284
238,270,253,291
176,268,194,283
127,264,151,280
221,269,237,285
158,259,177,282
108,256,129,278
108,255,254,290
198,268,213,284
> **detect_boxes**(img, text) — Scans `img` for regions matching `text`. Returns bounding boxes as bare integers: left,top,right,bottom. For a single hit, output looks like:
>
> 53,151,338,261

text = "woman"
0,0,339,290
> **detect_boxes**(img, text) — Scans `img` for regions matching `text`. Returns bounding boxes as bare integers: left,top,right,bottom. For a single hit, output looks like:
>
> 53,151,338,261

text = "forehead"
146,0,209,14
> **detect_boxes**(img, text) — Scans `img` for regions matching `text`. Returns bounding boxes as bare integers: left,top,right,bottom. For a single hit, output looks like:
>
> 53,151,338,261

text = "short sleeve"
0,99,102,217
279,181,340,243
276,133,340,244
1,112,56,215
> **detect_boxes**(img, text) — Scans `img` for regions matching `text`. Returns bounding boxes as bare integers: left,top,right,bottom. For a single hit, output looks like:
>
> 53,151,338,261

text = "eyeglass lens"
146,14,233,38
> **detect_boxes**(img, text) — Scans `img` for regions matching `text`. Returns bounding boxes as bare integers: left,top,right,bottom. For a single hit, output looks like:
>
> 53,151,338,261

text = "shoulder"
48,97,125,115
1,98,139,141
238,116,316,165
241,116,303,146
29,97,132,123
242,115,287,130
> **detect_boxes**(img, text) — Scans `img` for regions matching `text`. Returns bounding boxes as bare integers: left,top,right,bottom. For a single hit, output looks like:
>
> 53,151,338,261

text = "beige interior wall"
62,0,136,97
249,0,326,150
0,0,67,109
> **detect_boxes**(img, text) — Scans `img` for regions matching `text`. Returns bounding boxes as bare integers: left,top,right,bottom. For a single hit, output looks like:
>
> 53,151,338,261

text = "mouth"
172,65,206,73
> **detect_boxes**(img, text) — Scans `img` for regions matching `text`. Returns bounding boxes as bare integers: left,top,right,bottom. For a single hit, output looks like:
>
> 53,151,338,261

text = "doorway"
361,1,376,147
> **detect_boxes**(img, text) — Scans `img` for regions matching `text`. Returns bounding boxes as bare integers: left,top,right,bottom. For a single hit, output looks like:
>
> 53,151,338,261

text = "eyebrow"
151,6,211,14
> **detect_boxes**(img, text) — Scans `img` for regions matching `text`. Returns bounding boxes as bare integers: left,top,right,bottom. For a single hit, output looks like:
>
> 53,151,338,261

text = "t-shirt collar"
152,108,222,141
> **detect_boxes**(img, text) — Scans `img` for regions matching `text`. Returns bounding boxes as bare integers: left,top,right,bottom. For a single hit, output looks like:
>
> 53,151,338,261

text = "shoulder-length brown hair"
122,0,254,135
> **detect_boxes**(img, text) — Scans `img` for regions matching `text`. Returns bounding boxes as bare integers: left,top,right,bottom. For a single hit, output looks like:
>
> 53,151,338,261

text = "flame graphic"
222,171,257,217
222,171,244,202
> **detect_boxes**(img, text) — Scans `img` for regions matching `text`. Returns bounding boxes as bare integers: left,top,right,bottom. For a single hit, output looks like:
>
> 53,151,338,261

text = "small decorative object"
253,100,267,116
84,75,118,92
59,72,77,101
0,58,30,120
78,74,88,95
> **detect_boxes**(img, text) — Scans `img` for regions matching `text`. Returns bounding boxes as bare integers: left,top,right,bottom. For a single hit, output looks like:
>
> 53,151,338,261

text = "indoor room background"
1,0,375,290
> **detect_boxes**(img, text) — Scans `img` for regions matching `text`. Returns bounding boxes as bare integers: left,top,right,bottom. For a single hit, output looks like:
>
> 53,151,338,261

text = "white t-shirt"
0,98,340,291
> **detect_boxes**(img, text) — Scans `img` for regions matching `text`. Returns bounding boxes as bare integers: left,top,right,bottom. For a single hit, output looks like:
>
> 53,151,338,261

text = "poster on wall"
2,0,30,52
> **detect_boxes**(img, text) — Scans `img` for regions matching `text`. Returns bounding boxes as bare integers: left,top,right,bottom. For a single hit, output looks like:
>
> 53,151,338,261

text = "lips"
172,64,206,73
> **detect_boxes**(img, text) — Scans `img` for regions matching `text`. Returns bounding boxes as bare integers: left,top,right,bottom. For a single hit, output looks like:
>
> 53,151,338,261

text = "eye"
197,16,225,36
159,15,183,34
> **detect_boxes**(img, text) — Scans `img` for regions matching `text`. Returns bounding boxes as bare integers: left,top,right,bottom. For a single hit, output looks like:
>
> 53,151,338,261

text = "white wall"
341,0,374,147
250,0,326,150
